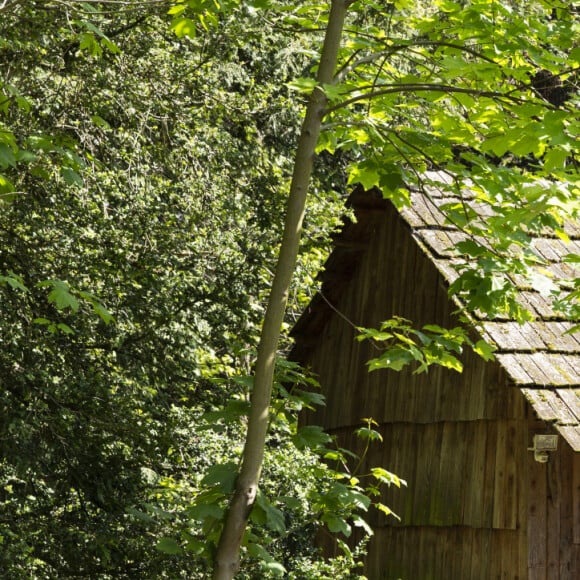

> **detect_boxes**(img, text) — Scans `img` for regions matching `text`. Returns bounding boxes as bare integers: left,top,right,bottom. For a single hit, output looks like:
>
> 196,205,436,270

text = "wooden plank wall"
297,201,580,578
365,526,527,579
334,420,527,531
300,203,527,431
528,423,580,580
331,419,528,578
300,203,527,433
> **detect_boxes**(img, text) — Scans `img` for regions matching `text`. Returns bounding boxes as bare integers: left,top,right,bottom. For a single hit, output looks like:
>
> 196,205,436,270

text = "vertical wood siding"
528,425,580,579
294,200,579,578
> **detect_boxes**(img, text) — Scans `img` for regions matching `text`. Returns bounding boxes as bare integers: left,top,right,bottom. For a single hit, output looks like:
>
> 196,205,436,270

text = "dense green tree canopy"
0,2,348,577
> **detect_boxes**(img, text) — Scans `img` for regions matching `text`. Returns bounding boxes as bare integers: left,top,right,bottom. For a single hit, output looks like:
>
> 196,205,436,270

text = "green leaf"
379,165,405,196
56,323,75,335
201,462,238,493
473,339,496,362
247,543,287,575
0,272,27,292
91,115,112,129
291,388,326,410
356,326,394,342
456,239,487,257
0,174,15,196
247,542,273,562
348,159,380,190
278,495,302,510
543,148,568,173
322,513,351,536
15,149,36,163
481,134,509,157
422,324,446,334
201,398,251,427
79,291,114,324
155,537,181,555
61,167,84,186
292,425,332,450
42,280,80,312
343,488,371,511
264,562,286,576
167,4,186,16
435,351,463,373
142,503,174,521
0,143,16,168
563,253,580,264
355,427,383,442
393,332,416,346
264,507,285,533
78,32,102,56
100,37,120,54
187,502,223,521
255,492,286,532
126,507,156,523
184,538,206,555
371,467,406,488
321,83,344,101
91,301,114,324
336,538,353,559
171,17,197,38
352,514,373,535
316,129,337,154
287,77,317,94
247,0,272,7
367,347,415,372
376,502,401,521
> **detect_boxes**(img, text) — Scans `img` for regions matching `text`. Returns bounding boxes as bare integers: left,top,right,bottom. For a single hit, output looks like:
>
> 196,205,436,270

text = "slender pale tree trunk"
212,2,349,578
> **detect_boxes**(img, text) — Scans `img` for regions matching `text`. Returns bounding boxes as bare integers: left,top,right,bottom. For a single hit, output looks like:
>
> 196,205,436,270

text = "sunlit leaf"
171,17,197,38
376,502,401,521
473,339,496,362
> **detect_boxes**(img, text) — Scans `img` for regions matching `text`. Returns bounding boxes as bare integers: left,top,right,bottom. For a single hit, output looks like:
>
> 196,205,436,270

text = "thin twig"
326,83,528,114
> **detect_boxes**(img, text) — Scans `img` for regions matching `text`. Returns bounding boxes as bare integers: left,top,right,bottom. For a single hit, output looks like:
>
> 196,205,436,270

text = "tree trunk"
211,2,349,578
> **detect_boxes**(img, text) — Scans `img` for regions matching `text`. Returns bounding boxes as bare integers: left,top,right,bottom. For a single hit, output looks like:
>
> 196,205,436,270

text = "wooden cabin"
291,176,580,579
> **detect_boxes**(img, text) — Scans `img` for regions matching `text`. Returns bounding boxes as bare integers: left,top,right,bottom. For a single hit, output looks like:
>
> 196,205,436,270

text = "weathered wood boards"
292,183,580,578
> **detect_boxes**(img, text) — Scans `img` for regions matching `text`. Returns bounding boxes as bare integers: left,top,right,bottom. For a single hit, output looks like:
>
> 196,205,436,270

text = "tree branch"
0,0,23,13
326,83,528,113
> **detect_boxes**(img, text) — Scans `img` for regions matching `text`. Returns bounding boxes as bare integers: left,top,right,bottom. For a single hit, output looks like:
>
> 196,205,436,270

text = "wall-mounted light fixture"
528,434,558,463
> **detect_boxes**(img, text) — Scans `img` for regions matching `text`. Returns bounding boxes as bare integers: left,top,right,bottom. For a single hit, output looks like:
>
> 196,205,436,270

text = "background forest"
0,0,578,578
0,2,351,577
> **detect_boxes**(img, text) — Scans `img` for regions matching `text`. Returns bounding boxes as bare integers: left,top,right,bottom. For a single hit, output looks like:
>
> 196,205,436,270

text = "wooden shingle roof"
400,173,580,450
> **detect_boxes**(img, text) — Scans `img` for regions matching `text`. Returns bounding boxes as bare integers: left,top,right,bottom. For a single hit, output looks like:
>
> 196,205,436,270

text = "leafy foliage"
319,0,579,322
210,0,578,571
0,2,347,577
359,317,496,374
136,363,395,577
